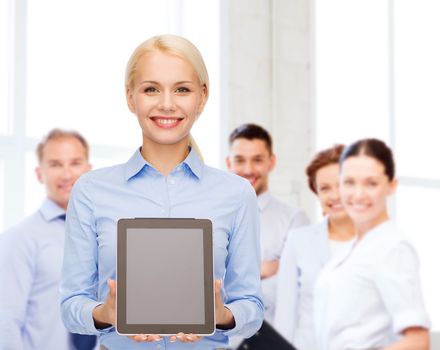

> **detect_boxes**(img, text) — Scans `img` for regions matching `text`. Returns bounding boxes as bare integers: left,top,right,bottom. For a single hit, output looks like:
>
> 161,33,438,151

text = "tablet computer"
116,218,215,335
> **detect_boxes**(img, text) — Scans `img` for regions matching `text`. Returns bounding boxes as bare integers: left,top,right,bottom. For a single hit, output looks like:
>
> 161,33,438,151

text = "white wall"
221,0,315,218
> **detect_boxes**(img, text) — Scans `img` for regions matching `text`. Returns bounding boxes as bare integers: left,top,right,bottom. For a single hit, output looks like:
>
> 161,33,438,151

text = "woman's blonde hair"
125,35,208,160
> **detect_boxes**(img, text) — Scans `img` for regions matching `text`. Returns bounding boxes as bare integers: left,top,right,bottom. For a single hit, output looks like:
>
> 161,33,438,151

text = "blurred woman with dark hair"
274,144,355,350
314,138,430,350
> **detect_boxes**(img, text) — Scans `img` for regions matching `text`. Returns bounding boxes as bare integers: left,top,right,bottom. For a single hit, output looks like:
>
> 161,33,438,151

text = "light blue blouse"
60,148,264,349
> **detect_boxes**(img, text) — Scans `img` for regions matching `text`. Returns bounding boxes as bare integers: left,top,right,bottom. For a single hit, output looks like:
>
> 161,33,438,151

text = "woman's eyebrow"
139,80,195,85
139,80,158,85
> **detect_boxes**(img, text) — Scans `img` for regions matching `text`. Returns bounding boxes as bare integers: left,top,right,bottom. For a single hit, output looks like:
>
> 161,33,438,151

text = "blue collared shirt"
60,148,264,349
0,198,71,350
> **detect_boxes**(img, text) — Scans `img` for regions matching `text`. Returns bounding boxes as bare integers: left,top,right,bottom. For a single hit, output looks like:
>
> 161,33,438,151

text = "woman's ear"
126,88,136,113
197,84,208,117
388,178,398,196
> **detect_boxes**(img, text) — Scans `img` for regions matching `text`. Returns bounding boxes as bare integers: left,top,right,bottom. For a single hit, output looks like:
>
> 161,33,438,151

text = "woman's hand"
382,327,429,350
128,279,235,343
92,279,116,329
94,279,235,342
130,280,234,342
215,279,235,329
129,333,202,343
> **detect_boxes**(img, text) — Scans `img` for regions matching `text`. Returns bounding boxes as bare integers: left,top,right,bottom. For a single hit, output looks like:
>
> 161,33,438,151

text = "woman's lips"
150,117,183,129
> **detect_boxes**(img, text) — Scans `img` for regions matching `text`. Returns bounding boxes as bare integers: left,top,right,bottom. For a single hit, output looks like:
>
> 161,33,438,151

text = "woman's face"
315,163,349,220
126,51,207,147
339,155,396,227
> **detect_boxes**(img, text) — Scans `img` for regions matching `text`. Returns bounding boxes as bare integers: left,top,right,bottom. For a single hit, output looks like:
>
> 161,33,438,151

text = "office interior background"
1,0,439,334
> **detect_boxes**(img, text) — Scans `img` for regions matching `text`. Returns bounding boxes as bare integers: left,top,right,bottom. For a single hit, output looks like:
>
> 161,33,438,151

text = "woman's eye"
176,87,190,93
144,87,158,93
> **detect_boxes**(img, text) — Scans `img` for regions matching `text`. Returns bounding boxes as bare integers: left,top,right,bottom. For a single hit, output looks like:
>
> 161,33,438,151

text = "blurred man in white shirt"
227,123,310,324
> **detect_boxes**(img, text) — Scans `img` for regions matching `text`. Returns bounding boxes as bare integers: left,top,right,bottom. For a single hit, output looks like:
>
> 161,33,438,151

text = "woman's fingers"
214,279,225,323
129,332,200,343
214,279,235,328
171,333,201,343
129,334,163,342
107,279,116,310
106,278,117,324
92,278,117,327
108,279,116,299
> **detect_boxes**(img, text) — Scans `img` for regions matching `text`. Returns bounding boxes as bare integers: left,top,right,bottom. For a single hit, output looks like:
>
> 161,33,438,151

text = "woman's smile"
150,116,184,129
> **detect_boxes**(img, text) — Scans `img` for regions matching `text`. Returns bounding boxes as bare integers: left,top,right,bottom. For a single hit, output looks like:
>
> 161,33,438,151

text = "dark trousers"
71,333,97,350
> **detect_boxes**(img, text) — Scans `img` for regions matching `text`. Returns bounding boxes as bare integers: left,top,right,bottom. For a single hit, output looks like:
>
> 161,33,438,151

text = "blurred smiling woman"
274,144,355,350
314,138,430,350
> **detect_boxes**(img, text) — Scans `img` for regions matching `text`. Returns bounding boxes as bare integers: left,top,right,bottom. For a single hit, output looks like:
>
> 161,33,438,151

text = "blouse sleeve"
274,230,299,344
219,181,265,338
60,176,110,335
375,241,430,334
288,210,310,232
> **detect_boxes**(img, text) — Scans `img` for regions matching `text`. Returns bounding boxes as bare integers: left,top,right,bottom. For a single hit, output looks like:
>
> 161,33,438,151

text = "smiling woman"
274,144,355,350
339,142,396,236
60,34,264,350
125,44,208,166
314,138,430,350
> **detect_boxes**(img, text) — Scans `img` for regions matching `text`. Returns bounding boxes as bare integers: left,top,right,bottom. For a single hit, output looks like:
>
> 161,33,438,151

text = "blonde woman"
60,34,264,350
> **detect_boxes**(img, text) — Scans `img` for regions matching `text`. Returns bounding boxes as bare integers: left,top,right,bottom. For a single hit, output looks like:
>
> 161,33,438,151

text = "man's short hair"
36,128,89,163
228,123,273,154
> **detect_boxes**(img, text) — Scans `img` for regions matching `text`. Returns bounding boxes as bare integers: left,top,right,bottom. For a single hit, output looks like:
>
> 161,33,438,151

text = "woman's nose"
329,187,340,200
353,184,365,199
158,91,176,112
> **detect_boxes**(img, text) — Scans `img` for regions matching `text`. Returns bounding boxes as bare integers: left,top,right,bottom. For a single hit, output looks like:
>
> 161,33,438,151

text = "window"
394,0,440,179
0,159,4,229
315,0,389,149
1,0,220,230
0,0,10,134
315,0,440,331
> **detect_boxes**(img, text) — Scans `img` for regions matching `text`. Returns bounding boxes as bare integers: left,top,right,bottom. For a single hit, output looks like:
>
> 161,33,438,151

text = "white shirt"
328,237,355,257
258,191,309,324
314,221,430,350
274,219,329,350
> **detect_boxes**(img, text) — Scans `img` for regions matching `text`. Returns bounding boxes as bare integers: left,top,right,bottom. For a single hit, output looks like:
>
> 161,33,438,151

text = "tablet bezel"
116,218,215,335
